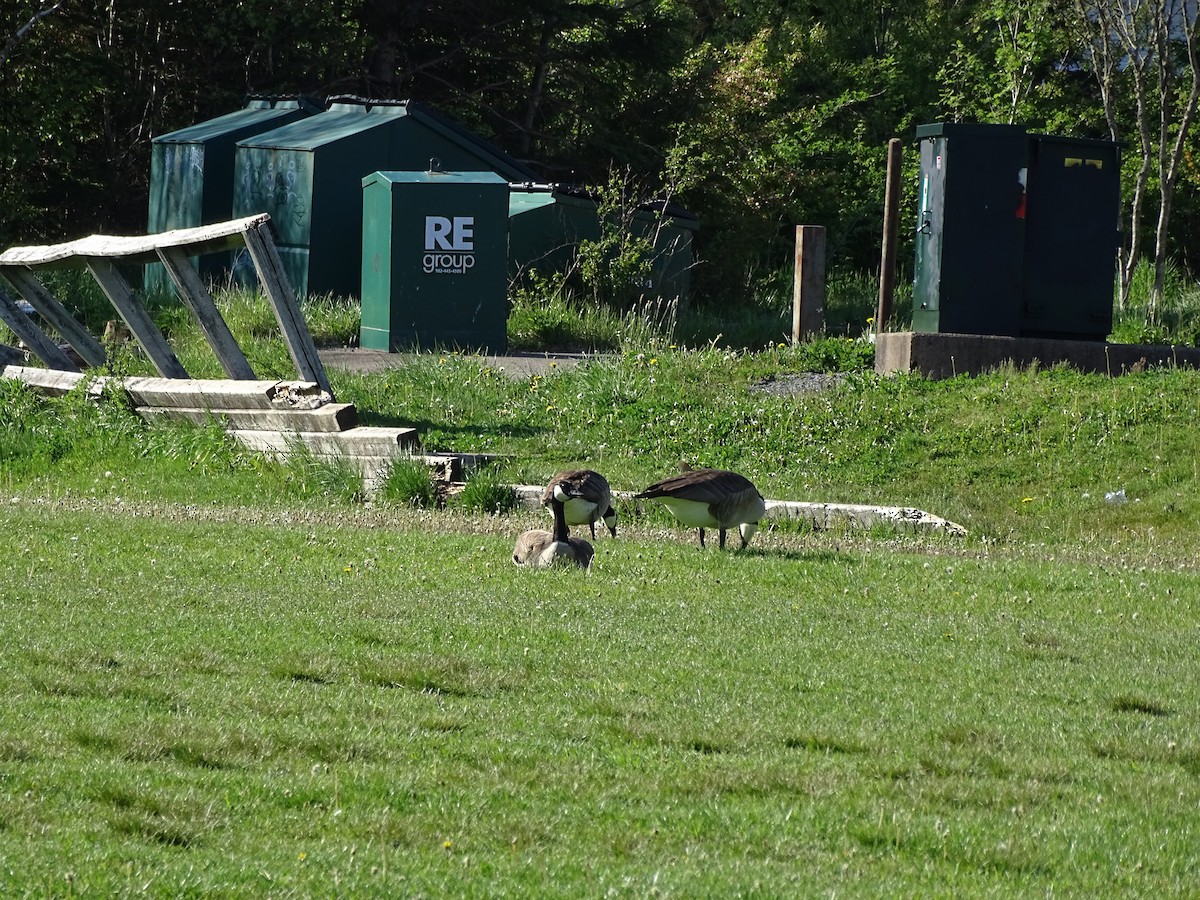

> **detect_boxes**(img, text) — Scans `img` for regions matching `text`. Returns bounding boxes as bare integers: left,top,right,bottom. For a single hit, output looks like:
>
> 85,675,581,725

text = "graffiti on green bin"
240,156,309,236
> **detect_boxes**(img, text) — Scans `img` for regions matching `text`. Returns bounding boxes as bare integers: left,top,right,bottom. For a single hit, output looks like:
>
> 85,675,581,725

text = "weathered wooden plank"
121,376,274,409
2,268,107,367
792,225,826,343
0,282,81,372
230,426,419,457
241,223,334,398
0,343,22,367
120,377,326,410
1,365,101,397
84,258,189,379
136,403,358,433
0,214,272,267
157,247,257,380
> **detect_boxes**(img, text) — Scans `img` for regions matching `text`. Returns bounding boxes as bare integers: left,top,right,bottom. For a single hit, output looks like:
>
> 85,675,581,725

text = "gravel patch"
748,372,849,396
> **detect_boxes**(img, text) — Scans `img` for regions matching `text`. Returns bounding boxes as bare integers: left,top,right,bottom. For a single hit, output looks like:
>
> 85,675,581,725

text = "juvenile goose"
512,498,594,569
634,465,766,549
541,469,617,539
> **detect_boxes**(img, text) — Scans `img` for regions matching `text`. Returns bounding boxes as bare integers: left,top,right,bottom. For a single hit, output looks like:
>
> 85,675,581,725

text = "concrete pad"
875,331,1200,379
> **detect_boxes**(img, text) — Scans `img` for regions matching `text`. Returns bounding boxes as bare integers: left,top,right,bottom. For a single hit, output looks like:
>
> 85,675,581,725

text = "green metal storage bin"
508,183,699,306
145,96,315,292
360,171,509,353
232,98,535,299
912,122,1029,337
508,185,602,276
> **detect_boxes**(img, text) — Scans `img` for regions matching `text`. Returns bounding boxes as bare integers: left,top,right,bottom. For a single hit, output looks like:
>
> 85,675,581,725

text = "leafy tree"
663,1,973,303
0,0,359,245
1071,0,1200,314
14,0,1179,319
937,0,1097,132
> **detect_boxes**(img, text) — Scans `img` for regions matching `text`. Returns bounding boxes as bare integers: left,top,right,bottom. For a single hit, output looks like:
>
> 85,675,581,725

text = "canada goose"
512,497,594,569
541,469,617,539
634,465,766,549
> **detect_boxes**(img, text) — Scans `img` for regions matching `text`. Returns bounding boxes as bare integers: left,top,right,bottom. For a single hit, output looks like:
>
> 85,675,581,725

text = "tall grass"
1111,258,1200,346
3,260,1198,356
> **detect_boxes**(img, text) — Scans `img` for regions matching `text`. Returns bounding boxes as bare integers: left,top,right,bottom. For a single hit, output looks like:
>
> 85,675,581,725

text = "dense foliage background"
2,0,1197,307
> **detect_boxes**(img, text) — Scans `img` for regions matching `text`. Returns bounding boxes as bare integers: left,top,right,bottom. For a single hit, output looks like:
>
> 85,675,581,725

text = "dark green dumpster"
360,171,509,353
232,98,535,299
508,183,699,307
145,96,315,292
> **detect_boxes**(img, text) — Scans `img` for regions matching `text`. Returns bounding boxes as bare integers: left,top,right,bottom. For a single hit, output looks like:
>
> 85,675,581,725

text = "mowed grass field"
2,343,1200,895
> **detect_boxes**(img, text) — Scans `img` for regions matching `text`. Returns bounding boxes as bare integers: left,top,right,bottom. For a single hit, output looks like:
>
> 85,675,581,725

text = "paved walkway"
319,347,597,378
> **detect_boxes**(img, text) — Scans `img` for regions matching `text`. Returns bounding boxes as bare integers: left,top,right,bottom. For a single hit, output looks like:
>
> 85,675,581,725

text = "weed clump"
378,457,437,509
455,465,519,515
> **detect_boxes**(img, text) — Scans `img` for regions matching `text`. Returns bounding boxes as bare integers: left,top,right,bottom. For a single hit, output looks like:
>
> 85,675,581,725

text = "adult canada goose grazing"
512,497,594,569
634,465,767,549
541,469,617,539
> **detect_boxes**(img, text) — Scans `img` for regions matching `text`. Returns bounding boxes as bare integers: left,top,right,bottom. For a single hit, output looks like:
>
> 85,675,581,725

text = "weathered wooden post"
792,225,826,343
876,137,903,332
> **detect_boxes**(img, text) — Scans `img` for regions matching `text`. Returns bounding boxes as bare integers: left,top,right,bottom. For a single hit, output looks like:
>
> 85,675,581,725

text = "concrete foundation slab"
875,332,1200,379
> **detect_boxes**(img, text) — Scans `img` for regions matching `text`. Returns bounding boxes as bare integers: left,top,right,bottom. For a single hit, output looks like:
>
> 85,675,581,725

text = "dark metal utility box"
360,171,509,353
1021,134,1120,339
912,122,1120,341
912,123,1029,337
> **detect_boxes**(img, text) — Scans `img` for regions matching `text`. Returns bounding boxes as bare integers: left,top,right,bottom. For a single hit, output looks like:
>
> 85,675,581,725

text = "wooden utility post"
876,138,903,332
792,225,826,343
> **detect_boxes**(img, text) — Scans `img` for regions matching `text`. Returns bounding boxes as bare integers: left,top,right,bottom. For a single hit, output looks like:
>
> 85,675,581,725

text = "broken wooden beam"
1,365,99,397
0,368,333,412
229,426,420,457
156,245,257,380
0,282,82,372
1,268,107,368
0,214,273,267
120,377,330,411
241,222,332,396
137,402,357,433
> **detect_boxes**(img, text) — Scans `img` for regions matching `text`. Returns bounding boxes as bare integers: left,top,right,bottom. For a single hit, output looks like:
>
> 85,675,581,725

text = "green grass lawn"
3,501,1198,896
3,329,1200,894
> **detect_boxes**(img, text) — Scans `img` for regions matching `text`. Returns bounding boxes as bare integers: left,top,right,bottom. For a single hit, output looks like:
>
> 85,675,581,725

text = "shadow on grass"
352,411,546,445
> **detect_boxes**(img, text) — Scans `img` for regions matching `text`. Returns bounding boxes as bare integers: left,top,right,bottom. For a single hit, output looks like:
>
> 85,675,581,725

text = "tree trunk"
518,15,558,158
1075,0,1200,320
